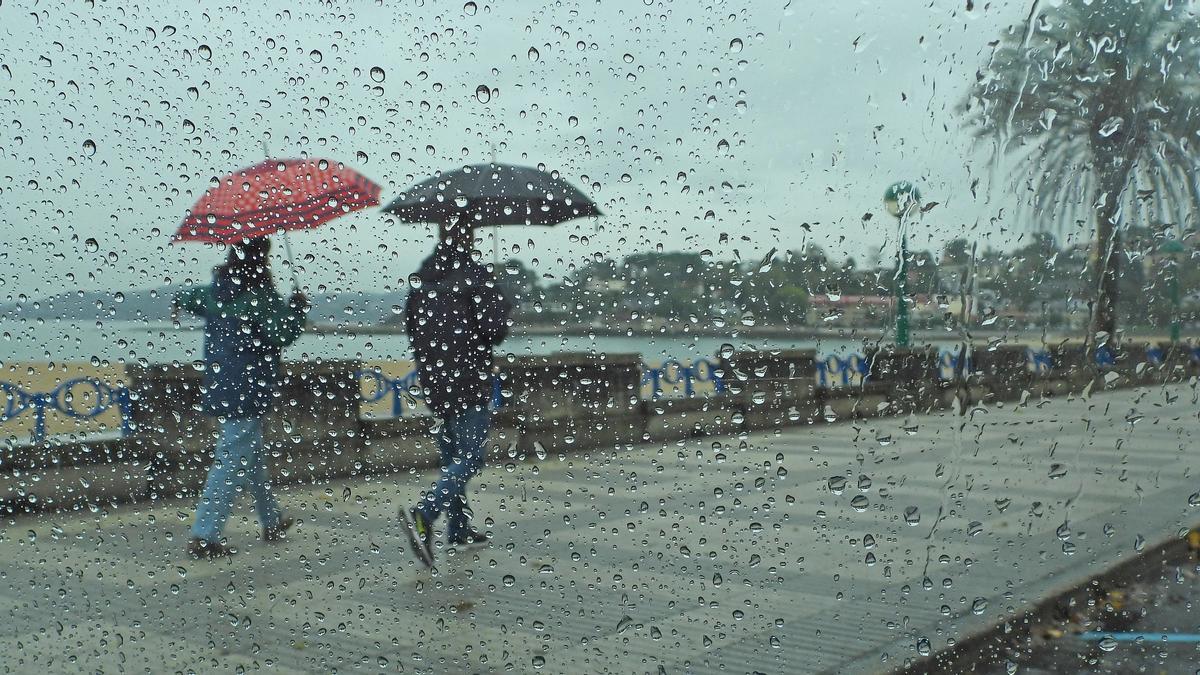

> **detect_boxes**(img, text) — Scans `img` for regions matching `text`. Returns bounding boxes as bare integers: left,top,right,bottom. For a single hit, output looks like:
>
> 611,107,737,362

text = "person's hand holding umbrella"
288,289,311,315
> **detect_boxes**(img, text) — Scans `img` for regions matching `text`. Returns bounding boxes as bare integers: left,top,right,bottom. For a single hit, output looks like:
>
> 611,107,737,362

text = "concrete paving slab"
1,383,1198,673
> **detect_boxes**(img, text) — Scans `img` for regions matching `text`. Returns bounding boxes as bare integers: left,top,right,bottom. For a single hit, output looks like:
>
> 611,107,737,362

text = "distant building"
585,277,628,294
806,295,892,326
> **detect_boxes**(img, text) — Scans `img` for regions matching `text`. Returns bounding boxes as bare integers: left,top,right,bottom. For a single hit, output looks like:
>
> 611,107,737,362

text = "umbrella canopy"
383,162,601,226
175,158,381,243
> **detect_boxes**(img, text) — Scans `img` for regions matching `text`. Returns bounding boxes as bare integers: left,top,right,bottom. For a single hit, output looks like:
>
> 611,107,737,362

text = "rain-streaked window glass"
2,1,1199,672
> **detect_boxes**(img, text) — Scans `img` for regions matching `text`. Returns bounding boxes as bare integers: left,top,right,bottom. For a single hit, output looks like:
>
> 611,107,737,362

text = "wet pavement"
978,557,1200,674
1,383,1199,673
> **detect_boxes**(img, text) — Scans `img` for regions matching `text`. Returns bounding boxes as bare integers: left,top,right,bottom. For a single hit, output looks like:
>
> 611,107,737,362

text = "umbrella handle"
261,139,299,292
281,230,300,292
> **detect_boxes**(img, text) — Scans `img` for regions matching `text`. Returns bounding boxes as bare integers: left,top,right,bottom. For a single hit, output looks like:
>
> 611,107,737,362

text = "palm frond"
965,0,1200,238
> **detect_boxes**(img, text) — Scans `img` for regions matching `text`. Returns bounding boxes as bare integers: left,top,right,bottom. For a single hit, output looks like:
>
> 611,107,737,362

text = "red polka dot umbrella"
174,158,381,243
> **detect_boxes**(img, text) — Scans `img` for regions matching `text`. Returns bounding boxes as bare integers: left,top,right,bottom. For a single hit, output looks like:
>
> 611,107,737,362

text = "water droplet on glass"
198,44,212,60
464,1,477,15
475,85,491,103
408,273,423,288
1098,636,1118,652
904,506,921,526
850,495,868,512
828,476,846,495
527,47,540,62
729,38,743,53
82,139,96,156
309,49,323,63
1098,116,1123,138
84,238,99,253
370,66,385,83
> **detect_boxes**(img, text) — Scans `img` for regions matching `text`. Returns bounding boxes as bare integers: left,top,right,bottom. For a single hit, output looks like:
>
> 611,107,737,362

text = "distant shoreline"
306,322,1175,345
27,319,1175,346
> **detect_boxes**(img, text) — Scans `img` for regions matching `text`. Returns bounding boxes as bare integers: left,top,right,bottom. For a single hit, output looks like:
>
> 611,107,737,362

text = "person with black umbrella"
399,216,512,568
388,162,599,568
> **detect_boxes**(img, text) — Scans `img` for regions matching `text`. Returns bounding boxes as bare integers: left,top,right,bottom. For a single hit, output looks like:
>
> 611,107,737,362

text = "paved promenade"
1,383,1197,673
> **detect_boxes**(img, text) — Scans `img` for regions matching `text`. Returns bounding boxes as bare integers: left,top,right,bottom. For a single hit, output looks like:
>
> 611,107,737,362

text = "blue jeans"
191,417,282,543
416,407,490,542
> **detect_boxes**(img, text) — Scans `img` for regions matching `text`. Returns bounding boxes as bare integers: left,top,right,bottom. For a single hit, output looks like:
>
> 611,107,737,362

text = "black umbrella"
383,162,602,226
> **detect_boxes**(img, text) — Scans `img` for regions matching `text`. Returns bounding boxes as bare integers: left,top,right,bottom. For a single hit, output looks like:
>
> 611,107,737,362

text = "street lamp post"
884,181,921,348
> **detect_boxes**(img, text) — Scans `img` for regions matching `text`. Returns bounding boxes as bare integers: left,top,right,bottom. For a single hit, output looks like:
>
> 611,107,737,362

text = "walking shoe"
263,516,295,542
187,538,236,560
400,507,434,568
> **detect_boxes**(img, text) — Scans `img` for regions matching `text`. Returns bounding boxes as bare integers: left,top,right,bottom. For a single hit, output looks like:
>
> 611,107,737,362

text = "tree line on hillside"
486,226,1200,333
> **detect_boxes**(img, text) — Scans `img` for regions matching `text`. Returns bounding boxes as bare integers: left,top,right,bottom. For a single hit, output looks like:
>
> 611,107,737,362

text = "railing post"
698,359,726,394
391,377,406,417
31,393,48,444
839,356,853,386
644,368,663,401
491,375,504,410
115,385,134,436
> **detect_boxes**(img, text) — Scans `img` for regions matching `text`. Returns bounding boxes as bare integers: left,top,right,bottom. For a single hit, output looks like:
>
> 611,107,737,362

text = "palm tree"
963,0,1200,343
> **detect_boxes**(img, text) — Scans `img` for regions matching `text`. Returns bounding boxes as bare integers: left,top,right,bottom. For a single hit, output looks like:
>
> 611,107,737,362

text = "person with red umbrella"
175,237,307,558
173,158,380,559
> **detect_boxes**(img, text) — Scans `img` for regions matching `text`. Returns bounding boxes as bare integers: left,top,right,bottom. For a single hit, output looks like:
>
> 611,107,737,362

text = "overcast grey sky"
0,0,1036,300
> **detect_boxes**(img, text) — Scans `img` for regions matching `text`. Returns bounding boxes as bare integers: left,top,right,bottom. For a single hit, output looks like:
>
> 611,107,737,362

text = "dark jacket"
176,271,305,418
404,244,512,415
